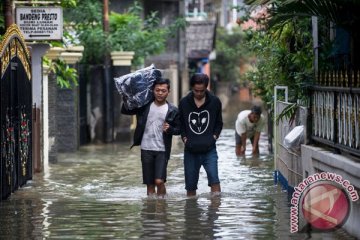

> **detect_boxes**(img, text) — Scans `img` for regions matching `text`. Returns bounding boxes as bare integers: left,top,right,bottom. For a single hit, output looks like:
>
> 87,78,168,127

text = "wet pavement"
0,127,357,239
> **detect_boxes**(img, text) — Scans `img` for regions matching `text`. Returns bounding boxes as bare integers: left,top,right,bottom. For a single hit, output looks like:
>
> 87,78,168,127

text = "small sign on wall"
16,7,63,40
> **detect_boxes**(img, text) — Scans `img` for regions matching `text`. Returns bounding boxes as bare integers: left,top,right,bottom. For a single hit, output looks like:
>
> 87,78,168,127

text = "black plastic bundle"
114,64,162,110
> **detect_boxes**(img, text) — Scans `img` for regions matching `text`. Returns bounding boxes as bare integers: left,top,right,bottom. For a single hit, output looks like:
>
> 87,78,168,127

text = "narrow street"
1,1,359,239
0,106,356,239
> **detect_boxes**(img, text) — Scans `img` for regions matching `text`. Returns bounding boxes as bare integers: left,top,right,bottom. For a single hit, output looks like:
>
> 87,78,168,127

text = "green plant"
241,0,360,124
244,0,360,34
108,11,167,67
211,27,249,83
275,102,299,125
243,18,314,105
64,0,186,67
44,57,78,89
239,1,315,111
63,0,105,64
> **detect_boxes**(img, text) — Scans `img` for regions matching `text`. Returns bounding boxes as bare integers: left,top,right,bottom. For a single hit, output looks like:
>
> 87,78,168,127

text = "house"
274,2,360,237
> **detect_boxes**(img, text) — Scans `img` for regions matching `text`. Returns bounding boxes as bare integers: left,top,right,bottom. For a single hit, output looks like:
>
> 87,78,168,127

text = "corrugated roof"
186,20,216,59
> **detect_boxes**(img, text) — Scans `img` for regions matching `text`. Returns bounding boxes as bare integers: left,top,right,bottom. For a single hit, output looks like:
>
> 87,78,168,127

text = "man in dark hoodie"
179,73,223,196
121,78,180,197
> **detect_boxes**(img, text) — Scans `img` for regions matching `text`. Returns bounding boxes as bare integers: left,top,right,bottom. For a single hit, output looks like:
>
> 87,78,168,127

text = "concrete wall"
275,102,308,188
275,100,360,238
88,65,104,143
112,65,132,142
48,72,58,163
301,145,360,238
162,65,180,107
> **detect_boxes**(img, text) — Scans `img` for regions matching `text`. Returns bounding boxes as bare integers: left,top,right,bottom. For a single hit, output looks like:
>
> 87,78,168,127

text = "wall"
275,101,360,238
301,145,360,238
55,86,79,152
48,72,58,163
161,65,180,106
47,68,80,161
275,102,308,189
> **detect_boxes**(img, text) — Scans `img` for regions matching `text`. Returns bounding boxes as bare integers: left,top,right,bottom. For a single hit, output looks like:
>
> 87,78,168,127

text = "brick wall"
56,86,79,152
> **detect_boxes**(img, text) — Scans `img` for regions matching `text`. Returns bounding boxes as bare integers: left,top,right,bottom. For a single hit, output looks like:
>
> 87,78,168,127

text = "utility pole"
103,0,113,143
4,0,14,29
103,0,109,33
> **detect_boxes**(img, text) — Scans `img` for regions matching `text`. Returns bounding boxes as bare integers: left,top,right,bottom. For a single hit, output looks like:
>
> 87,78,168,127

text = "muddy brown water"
0,106,356,239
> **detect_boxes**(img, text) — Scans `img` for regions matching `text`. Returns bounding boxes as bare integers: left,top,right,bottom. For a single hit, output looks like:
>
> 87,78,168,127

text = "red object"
301,183,350,230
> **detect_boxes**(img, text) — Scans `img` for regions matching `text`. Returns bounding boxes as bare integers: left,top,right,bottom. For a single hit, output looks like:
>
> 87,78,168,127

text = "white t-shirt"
141,102,168,151
235,110,265,138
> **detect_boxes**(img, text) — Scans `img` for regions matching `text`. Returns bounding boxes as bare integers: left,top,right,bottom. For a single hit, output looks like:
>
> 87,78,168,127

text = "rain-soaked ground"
0,108,357,239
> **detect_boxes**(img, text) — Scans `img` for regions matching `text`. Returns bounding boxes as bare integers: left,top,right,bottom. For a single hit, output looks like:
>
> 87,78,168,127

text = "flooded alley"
0,122,356,239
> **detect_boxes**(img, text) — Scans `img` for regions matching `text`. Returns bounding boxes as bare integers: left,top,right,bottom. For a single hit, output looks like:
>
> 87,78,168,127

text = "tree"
211,27,249,83
242,11,313,105
242,0,360,120
244,0,360,70
244,0,360,33
63,0,186,67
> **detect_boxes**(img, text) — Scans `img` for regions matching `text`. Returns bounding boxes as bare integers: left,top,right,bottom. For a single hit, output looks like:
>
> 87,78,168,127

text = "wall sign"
16,7,63,40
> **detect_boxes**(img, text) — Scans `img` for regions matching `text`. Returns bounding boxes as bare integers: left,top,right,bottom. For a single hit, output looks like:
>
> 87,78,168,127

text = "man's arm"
178,102,187,142
240,132,247,155
213,99,223,139
252,131,261,155
252,116,265,155
164,111,181,136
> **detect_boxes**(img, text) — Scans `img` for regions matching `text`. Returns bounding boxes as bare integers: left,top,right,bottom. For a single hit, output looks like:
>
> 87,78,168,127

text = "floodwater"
0,121,356,239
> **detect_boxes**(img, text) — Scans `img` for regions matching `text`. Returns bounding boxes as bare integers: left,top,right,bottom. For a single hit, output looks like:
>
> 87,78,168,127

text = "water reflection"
183,196,221,239
140,198,169,239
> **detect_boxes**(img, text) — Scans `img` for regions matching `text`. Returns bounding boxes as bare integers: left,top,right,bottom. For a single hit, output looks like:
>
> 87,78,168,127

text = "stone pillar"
56,47,83,152
162,64,179,106
110,51,134,141
42,64,51,176
44,47,64,163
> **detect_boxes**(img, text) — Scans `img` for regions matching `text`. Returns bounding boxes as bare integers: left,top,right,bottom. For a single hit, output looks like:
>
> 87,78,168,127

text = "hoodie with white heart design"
179,90,223,153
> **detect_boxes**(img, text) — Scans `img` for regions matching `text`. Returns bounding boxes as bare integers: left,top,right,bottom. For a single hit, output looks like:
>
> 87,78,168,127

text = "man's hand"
252,148,259,156
236,144,245,156
163,122,170,132
252,132,261,156
240,145,246,155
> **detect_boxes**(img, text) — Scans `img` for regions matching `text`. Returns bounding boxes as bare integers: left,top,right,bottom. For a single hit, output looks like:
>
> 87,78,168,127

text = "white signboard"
16,7,63,40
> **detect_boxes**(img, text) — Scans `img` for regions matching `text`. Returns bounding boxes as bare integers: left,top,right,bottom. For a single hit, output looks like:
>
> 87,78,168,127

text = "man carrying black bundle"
121,78,180,197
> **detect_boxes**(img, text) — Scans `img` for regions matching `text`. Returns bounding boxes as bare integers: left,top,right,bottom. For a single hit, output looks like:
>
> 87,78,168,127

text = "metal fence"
311,69,360,157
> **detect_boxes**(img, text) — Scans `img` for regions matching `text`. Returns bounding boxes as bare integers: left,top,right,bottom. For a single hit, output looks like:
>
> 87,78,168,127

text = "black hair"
251,105,262,116
190,73,209,88
153,78,170,90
